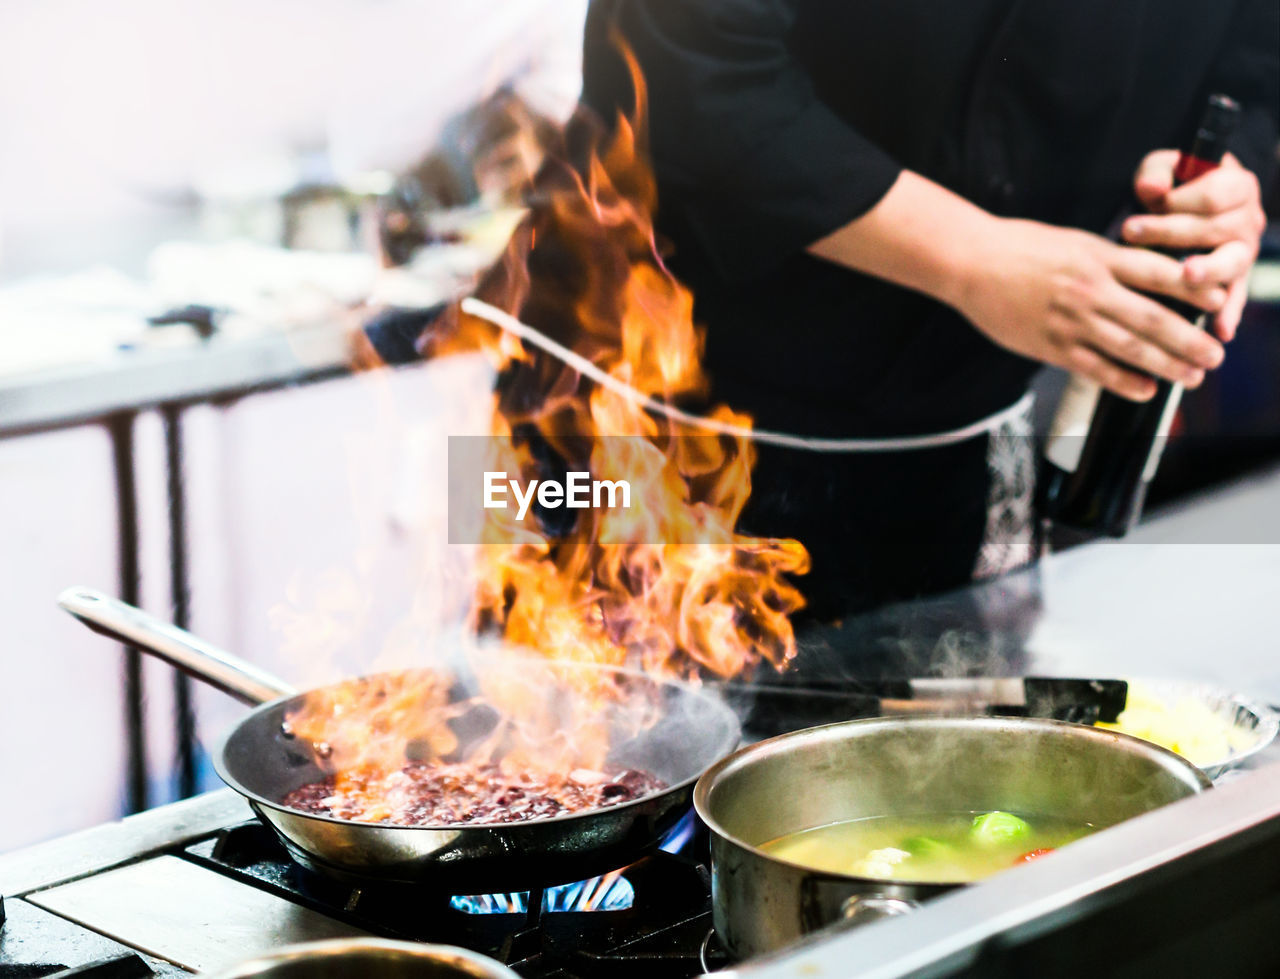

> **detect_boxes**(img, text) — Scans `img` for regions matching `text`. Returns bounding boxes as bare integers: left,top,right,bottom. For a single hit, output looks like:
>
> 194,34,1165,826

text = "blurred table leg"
162,405,198,800
106,412,148,814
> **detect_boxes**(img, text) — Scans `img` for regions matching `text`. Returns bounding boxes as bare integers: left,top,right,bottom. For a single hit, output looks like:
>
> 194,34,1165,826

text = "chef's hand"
1123,150,1266,342
951,218,1226,402
809,171,1227,402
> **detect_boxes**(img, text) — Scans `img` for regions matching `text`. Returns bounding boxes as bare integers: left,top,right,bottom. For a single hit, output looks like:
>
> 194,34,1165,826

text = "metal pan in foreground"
215,664,738,891
59,588,741,892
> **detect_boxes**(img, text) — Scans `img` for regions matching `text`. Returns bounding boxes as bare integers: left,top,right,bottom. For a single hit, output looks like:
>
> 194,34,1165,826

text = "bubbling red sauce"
282,763,666,826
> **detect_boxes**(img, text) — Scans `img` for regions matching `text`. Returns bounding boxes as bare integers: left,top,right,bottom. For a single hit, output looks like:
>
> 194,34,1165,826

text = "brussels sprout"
971,811,1031,846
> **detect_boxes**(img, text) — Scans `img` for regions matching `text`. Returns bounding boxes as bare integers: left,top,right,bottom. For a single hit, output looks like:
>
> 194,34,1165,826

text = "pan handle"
58,587,297,706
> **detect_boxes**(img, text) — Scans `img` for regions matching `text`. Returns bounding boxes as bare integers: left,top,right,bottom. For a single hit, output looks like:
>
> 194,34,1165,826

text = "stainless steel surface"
695,715,1210,959
0,790,250,896
1026,463,1280,704
206,939,520,979
27,855,369,972
58,587,297,706
729,750,1280,979
62,592,741,891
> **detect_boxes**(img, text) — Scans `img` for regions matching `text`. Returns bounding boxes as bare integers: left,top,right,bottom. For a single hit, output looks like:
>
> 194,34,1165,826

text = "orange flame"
283,47,808,813
435,47,809,681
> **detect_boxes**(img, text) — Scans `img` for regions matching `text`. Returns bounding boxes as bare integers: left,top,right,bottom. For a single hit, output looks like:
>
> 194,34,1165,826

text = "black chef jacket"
579,0,1279,616
582,0,1279,439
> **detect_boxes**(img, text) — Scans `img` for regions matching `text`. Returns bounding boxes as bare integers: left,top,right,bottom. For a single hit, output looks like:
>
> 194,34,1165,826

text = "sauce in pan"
282,762,666,825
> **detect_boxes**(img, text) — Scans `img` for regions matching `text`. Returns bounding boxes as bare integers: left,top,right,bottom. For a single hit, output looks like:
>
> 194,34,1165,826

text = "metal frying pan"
58,588,741,892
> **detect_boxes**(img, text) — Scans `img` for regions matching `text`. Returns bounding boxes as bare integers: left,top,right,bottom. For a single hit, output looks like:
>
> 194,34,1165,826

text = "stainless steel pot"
205,940,518,978
693,715,1211,959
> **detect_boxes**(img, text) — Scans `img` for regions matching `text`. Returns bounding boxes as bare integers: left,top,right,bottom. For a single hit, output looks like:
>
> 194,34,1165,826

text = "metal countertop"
786,461,1280,705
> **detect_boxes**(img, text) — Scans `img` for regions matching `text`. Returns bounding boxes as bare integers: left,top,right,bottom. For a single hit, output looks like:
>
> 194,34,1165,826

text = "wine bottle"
1040,94,1241,537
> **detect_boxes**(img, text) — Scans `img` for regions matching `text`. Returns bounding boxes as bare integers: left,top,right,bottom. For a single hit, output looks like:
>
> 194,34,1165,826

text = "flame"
283,45,809,810
438,45,810,681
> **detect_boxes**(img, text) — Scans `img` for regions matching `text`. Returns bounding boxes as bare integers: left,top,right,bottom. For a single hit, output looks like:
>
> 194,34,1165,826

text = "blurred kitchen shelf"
0,323,350,438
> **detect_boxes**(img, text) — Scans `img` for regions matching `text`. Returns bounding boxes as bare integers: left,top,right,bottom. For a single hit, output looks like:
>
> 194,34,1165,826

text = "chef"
581,0,1277,617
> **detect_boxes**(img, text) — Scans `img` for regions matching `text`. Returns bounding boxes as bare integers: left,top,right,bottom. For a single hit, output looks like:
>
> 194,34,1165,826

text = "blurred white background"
0,0,587,279
0,0,584,851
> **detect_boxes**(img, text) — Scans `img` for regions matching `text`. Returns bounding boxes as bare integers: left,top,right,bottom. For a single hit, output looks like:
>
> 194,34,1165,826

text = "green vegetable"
901,835,952,859
971,811,1031,847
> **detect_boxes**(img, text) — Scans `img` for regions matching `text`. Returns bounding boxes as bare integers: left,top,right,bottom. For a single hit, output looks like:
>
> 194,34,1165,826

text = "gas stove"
0,677,867,977
0,662,917,978
0,795,727,977
182,816,728,977
7,723,1280,977
10,762,1280,979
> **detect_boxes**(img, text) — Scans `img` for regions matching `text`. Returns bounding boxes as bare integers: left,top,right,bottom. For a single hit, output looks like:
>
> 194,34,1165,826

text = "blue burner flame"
449,811,695,915
659,810,697,854
449,874,635,914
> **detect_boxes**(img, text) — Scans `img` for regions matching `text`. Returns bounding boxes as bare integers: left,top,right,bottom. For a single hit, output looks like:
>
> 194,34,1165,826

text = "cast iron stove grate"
184,821,728,977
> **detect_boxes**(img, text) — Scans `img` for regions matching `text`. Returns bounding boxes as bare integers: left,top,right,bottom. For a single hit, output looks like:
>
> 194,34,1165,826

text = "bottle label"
1141,384,1185,483
1044,373,1101,473
1141,305,1207,485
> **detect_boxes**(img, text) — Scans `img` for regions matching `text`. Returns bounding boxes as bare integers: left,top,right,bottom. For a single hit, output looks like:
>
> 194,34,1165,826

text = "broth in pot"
762,809,1094,884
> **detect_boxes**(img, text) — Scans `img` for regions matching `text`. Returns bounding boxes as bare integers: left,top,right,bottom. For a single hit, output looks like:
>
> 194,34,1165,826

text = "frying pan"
58,587,741,892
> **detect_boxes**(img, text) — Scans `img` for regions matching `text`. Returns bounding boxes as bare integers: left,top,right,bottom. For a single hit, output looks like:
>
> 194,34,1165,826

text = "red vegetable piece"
1017,848,1055,863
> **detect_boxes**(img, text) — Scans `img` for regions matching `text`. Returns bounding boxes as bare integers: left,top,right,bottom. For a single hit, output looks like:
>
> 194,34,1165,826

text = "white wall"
0,426,128,843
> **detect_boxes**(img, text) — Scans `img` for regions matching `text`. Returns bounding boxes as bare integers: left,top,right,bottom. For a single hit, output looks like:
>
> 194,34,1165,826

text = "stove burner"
450,874,636,915
185,820,724,977
445,810,695,915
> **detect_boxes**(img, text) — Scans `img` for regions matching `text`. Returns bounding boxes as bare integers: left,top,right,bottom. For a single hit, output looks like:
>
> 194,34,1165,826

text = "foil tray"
1116,678,1280,779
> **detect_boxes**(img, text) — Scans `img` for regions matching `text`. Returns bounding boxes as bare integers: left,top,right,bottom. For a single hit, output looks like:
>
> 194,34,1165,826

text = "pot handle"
801,876,924,937
58,587,297,706
839,894,921,925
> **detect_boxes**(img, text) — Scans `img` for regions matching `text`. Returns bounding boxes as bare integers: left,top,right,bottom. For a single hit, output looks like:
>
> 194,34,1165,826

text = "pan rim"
212,661,741,832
